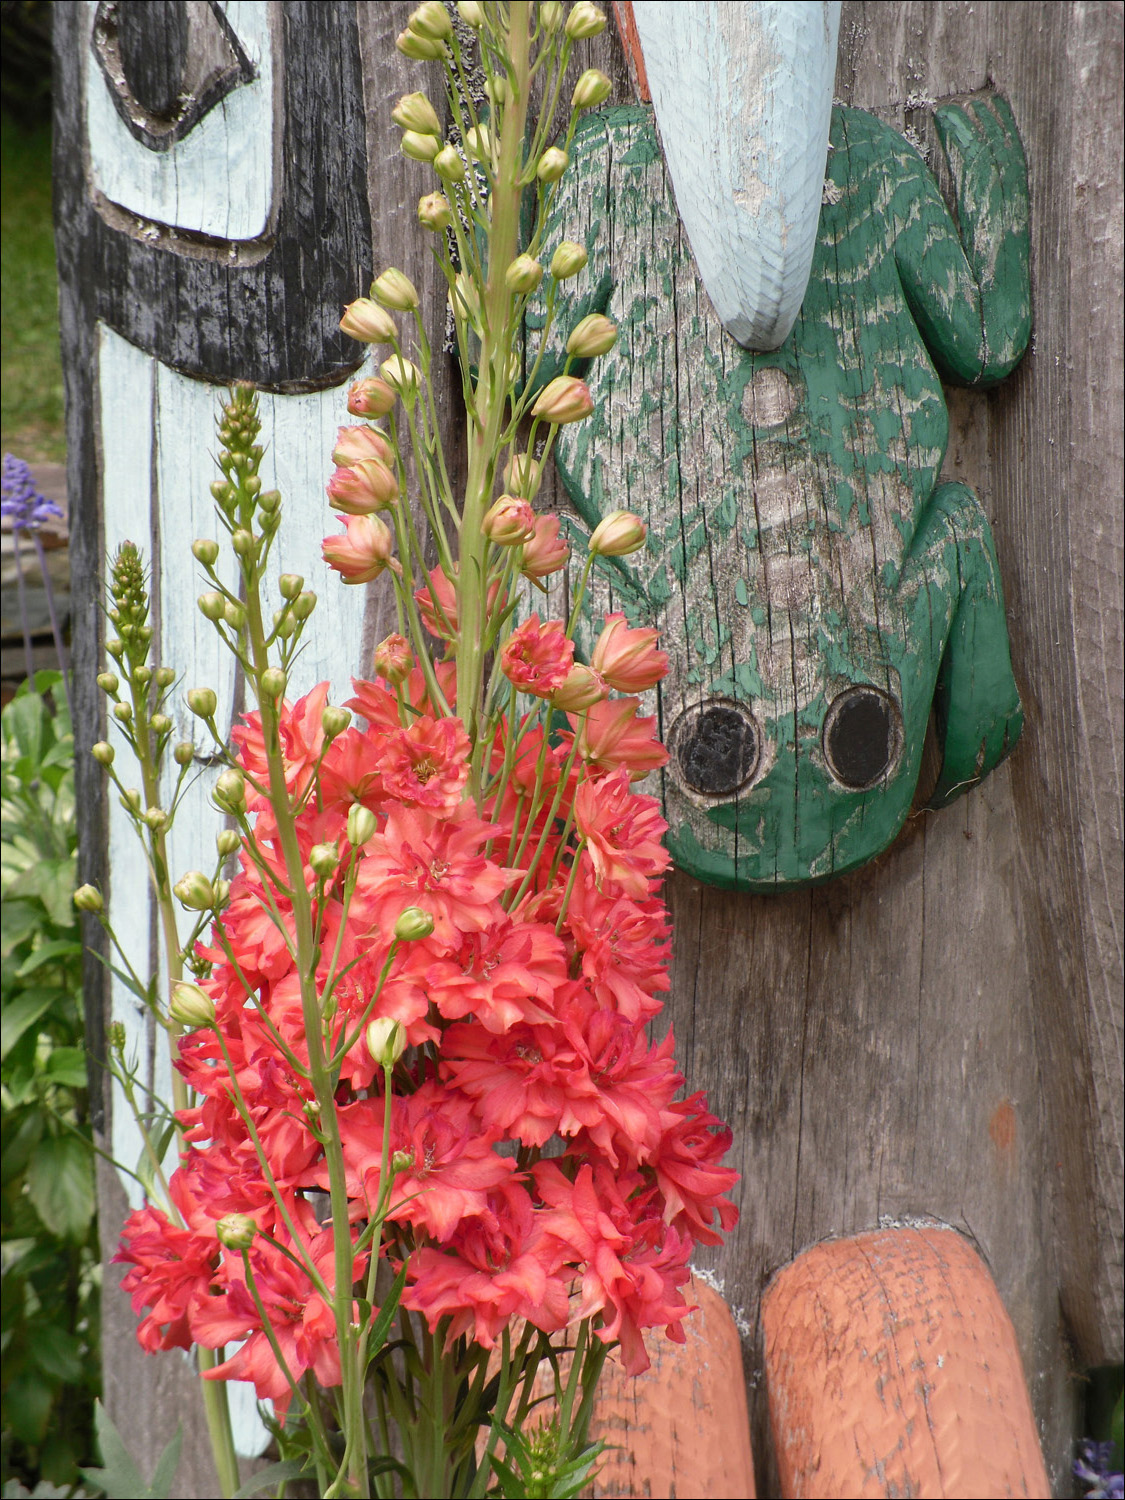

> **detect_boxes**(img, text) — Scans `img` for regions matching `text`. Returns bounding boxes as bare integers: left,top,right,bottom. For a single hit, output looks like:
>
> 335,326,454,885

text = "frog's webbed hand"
902,482,1023,807
891,93,1032,386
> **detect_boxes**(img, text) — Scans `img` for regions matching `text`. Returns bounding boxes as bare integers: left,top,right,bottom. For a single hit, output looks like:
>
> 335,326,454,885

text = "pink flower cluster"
117,631,737,1412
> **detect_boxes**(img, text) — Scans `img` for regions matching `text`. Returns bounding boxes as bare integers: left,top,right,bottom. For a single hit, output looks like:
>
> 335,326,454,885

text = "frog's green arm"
876,94,1032,387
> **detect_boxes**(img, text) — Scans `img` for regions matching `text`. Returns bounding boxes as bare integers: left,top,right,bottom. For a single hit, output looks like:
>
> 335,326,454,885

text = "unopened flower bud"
394,906,435,942
198,591,226,621
174,871,215,911
505,255,543,294
565,1,606,39
504,452,542,496
106,638,125,660
347,803,378,846
187,687,217,718
567,313,618,358
143,806,169,831
485,76,508,107
551,241,588,281
396,27,446,59
170,980,215,1027
216,1213,256,1251
150,713,172,735
174,740,195,766
309,843,338,879
366,1017,407,1067
213,878,230,908
333,425,394,468
223,599,246,629
540,1,563,30
572,68,612,110
108,1020,127,1053
155,666,176,688
74,884,104,913
409,0,452,39
259,488,281,514
92,740,115,766
209,480,234,506
339,298,399,344
347,378,397,419
433,144,467,182
231,528,255,557
121,788,142,812
537,147,568,183
400,128,441,162
589,508,647,556
213,767,246,813
531,375,594,425
96,671,119,695
327,458,399,515
322,705,352,740
391,1149,414,1174
392,91,441,135
374,633,413,684
418,191,452,230
113,701,133,724
260,668,287,700
456,1,483,25
380,356,420,397
465,124,491,161
278,573,304,600
216,828,241,857
132,664,151,686
551,663,608,711
373,268,420,312
483,495,537,545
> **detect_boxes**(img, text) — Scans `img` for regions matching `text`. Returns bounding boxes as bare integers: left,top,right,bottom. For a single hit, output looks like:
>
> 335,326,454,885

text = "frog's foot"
908,482,1023,808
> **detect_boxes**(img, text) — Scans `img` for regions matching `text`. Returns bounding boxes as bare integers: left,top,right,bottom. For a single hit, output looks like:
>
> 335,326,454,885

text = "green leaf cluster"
1,675,100,1492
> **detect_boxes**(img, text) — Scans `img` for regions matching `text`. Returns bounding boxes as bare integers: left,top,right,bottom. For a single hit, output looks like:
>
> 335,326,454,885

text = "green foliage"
487,1420,602,1500
80,1403,181,1500
1,674,99,1492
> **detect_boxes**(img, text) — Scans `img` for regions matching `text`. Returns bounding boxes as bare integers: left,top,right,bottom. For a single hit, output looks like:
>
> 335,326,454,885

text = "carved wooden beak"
629,1,841,351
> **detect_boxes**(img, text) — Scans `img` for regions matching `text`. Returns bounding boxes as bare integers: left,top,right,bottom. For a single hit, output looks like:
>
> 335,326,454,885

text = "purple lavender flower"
1075,1440,1125,1500
1,452,63,532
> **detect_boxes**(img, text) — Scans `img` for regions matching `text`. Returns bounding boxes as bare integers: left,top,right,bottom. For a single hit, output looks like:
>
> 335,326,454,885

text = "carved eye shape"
822,686,903,790
669,702,761,797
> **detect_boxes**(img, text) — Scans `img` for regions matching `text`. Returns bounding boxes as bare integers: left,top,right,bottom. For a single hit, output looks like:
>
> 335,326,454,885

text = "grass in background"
1,108,64,463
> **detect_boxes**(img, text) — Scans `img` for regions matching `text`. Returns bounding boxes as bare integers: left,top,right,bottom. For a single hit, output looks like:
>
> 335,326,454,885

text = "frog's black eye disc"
669,701,760,796
822,686,903,790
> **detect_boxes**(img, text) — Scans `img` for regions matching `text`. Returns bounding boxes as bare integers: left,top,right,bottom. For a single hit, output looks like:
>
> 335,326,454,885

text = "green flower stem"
196,1348,243,1499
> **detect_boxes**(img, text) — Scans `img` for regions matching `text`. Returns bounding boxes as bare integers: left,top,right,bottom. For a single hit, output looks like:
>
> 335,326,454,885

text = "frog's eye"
823,686,903,790
669,701,761,796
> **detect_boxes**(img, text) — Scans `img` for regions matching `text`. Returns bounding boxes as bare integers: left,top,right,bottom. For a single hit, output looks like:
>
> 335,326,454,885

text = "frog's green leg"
903,481,1023,807
885,92,1031,386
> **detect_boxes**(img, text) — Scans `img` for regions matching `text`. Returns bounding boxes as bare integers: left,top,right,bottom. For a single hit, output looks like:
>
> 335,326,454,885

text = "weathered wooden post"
57,2,1121,1495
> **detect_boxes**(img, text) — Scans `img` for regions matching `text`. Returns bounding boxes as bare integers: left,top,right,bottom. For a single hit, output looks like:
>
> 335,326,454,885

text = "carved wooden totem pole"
57,2,1122,1495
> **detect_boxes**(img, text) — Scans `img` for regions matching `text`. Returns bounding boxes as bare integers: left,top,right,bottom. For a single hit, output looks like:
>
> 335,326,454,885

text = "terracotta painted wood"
762,1227,1050,1499
631,1,841,351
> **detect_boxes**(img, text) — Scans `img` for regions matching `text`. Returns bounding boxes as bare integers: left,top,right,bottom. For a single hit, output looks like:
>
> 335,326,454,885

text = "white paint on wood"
633,0,841,350
84,0,274,242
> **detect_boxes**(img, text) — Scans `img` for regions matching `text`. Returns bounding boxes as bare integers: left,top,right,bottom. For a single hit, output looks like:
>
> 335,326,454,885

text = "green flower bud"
121,787,142,812
223,599,247,629
366,1017,407,1068
213,767,246,813
113,701,133,724
408,1,452,40
107,1020,127,1053
278,573,304,600
174,871,215,911
273,610,296,640
74,883,104,913
392,92,441,135
550,240,588,281
132,664,152,687
540,1,563,31
589,508,647,557
292,588,315,620
174,740,195,766
340,298,399,344
309,842,338,878
106,638,125,660
465,124,491,161
169,980,216,1029
245,474,262,497
258,488,281,512
567,313,619,358
505,254,543,294
572,68,612,111
373,268,420,312
230,529,255,557
565,2,606,39
380,356,420,397
187,687,218,718
536,147,568,183
209,481,234,507
400,128,441,163
456,0,483,26
215,1213,256,1251
418,191,453,230
92,740,115,766
394,906,435,942
143,806,169,831
213,878,231,909
97,671,119,695
150,712,172,735
322,705,352,740
396,27,446,59
198,591,226,621
390,1149,415,1174
216,828,241,857
155,666,176,688
347,804,378,846
433,145,466,182
260,668,287,700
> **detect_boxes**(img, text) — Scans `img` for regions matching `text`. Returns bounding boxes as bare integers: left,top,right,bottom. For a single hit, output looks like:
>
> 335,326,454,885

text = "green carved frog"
534,94,1031,890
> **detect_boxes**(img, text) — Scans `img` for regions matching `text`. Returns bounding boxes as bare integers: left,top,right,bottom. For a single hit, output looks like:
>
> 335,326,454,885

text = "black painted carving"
57,0,371,390
823,687,902,790
671,702,760,797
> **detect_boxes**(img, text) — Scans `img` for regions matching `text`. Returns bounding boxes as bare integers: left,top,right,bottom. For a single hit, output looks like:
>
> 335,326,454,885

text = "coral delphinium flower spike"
94,8,739,1499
